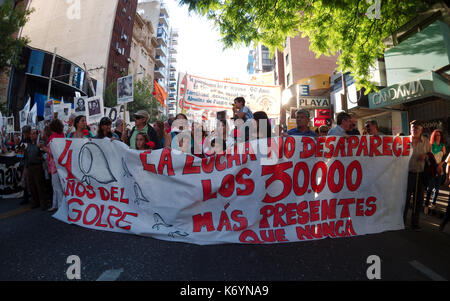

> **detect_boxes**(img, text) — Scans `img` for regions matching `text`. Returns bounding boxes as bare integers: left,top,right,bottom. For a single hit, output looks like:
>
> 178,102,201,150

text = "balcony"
154,67,166,80
169,83,177,91
169,56,177,63
171,29,179,37
155,45,167,57
169,47,177,54
169,64,176,72
159,13,169,28
155,55,166,68
157,33,167,47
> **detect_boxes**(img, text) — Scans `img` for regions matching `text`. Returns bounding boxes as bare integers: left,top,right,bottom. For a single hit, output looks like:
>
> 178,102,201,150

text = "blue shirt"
287,128,317,137
239,106,253,121
327,125,347,136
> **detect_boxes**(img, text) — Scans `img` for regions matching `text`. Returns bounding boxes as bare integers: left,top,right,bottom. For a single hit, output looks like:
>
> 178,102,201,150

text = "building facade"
275,34,339,130
129,12,158,82
19,0,137,97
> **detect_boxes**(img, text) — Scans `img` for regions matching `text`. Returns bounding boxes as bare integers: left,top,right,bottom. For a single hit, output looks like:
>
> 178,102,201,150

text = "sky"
142,0,251,80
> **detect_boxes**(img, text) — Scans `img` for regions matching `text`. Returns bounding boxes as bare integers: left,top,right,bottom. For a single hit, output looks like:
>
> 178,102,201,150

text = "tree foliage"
103,75,164,123
0,0,34,74
178,0,441,92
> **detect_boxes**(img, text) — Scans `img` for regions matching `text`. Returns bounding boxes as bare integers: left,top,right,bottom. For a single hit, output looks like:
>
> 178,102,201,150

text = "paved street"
1,194,449,283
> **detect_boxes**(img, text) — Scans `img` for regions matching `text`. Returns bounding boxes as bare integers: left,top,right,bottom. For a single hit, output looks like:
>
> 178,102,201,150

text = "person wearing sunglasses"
125,110,161,150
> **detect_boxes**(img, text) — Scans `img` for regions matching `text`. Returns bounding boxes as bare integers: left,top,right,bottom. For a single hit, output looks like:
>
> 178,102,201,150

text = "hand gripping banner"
50,136,412,245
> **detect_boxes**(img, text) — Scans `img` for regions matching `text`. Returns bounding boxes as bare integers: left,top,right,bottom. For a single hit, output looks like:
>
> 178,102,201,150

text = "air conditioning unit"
121,34,128,41
127,58,131,63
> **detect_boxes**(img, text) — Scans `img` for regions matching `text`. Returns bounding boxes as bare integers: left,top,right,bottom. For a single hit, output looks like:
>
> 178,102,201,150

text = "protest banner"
51,135,412,245
177,73,281,119
0,155,23,199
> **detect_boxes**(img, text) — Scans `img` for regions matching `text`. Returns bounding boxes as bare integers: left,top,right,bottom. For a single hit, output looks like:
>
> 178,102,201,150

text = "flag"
20,97,31,130
153,80,167,108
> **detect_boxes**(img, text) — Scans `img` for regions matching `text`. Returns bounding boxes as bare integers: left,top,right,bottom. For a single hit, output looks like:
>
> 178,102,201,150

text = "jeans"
425,176,442,206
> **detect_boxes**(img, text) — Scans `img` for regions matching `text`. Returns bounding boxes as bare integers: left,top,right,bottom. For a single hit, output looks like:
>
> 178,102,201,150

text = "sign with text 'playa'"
51,135,411,245
178,73,281,119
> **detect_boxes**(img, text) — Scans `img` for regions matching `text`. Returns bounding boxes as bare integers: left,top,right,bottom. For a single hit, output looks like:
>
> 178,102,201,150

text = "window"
286,54,289,66
287,73,291,86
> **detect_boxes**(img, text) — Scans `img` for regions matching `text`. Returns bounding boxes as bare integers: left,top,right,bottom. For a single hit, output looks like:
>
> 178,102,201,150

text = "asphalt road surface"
1,196,450,285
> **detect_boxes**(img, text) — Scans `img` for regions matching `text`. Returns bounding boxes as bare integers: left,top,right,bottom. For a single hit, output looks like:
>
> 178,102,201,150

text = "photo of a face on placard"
88,98,101,116
74,97,87,114
117,75,133,104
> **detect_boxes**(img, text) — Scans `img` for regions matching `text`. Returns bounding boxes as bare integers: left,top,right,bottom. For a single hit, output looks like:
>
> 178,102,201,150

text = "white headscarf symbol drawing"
78,142,117,185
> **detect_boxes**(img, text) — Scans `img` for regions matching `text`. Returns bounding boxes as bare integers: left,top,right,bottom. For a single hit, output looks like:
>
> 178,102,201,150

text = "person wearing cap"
404,120,431,231
127,110,161,150
287,109,317,137
328,112,353,136
95,117,120,140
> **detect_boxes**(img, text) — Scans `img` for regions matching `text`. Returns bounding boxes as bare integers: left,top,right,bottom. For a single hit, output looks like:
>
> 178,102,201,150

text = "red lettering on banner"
99,187,110,201
218,174,234,198
226,153,241,169
66,200,137,231
95,205,108,228
274,203,287,227
321,199,337,221
333,137,347,157
239,229,288,244
300,137,315,159
202,155,215,173
382,136,393,156
356,136,369,156
231,210,248,231
369,136,382,157
309,200,320,222
65,180,76,197
86,185,96,199
140,151,156,174
315,137,325,157
201,179,217,201
217,211,232,231
110,187,119,202
393,136,403,157
68,198,83,222
328,161,345,193
403,136,411,156
116,212,138,231
158,148,175,176
338,198,355,218
215,154,226,171
324,137,336,158
356,198,365,216
261,162,293,203
297,201,309,224
365,197,377,216
183,155,201,175
192,212,215,232
295,219,357,241
347,136,359,156
58,140,75,180
284,136,295,159
235,168,254,196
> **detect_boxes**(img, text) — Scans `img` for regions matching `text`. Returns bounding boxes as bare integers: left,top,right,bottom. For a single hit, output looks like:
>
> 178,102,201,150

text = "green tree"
178,0,442,92
0,0,34,74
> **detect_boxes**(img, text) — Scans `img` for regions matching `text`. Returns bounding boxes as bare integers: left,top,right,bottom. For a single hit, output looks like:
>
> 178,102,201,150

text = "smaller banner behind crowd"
0,155,23,199
51,135,412,245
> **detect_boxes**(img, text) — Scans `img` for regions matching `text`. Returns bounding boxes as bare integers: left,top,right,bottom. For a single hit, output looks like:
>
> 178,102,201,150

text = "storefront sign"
314,118,332,127
369,80,428,108
315,109,331,119
297,96,330,109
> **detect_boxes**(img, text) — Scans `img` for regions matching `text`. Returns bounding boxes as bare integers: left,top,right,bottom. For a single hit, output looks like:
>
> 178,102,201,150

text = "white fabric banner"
50,135,412,245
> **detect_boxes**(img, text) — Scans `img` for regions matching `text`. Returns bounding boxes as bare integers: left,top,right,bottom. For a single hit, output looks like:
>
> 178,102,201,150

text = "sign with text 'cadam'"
50,136,411,245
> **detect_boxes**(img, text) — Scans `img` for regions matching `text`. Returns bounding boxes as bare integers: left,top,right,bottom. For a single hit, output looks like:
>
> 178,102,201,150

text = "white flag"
20,97,31,130
27,103,37,127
